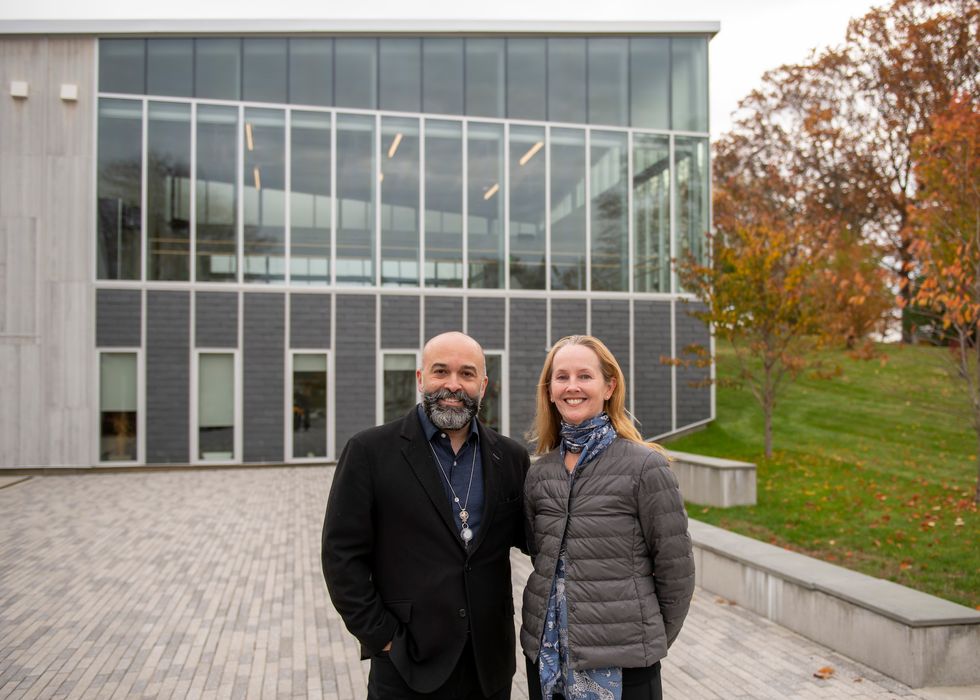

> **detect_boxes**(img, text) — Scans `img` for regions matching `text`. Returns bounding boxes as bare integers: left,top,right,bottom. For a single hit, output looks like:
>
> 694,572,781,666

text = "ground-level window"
198,352,236,460
383,353,418,423
99,352,138,461
480,352,503,433
292,353,328,458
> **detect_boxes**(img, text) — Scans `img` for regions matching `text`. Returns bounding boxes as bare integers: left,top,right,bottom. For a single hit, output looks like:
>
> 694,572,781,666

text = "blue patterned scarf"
559,412,617,468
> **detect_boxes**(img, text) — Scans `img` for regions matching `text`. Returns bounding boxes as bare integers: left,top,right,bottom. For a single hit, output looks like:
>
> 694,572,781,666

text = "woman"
521,335,695,700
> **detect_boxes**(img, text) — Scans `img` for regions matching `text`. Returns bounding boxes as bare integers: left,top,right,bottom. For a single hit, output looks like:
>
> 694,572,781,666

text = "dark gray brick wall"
290,294,331,349
467,297,505,349
676,301,712,428
96,289,141,347
381,296,420,349
591,299,631,394
196,292,238,348
509,299,548,445
335,295,376,449
424,296,463,341
146,291,190,463
243,293,285,463
550,299,587,344
633,300,672,439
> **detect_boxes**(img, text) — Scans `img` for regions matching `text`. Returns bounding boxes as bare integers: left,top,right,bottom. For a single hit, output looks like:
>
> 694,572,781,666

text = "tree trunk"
975,431,980,506
764,363,774,459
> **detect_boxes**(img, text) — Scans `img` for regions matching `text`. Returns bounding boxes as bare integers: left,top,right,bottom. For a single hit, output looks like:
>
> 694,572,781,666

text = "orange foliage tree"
905,95,980,503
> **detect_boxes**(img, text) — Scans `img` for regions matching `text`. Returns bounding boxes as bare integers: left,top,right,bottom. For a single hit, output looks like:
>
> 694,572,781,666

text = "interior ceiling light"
245,122,255,152
253,166,261,190
483,183,499,200
387,132,403,159
519,141,544,166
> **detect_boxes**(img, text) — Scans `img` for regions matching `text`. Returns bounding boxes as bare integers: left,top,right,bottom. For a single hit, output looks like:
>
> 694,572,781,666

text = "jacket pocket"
385,600,413,624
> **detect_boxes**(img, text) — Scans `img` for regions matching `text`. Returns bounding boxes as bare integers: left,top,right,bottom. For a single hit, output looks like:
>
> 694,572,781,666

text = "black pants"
367,643,510,700
525,656,662,700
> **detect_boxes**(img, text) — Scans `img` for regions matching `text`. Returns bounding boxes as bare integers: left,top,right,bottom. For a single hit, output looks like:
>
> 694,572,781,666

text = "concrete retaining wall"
669,449,756,507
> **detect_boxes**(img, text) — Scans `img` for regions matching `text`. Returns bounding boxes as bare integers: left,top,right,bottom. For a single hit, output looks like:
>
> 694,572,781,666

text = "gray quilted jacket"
520,438,695,670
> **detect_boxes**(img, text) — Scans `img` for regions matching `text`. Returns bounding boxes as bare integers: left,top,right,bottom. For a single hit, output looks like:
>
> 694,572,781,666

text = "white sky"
0,0,884,139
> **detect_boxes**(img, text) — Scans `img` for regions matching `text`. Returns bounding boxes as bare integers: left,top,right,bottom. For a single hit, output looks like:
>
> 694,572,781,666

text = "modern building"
0,20,715,468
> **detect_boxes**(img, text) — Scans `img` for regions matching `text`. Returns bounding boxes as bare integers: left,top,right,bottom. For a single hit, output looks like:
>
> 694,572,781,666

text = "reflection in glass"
424,120,464,287
97,98,142,280
423,39,463,115
675,136,709,286
243,38,287,104
100,353,137,461
147,39,193,97
467,123,504,289
630,38,670,130
507,39,546,121
633,134,671,293
289,39,333,107
465,39,505,118
99,39,145,94
381,117,420,286
293,354,327,458
671,37,709,133
547,38,586,125
380,39,421,113
588,38,628,127
147,101,191,281
243,108,286,283
199,353,235,460
479,354,502,433
384,354,417,422
509,125,546,289
336,114,375,285
591,131,629,292
335,39,377,110
550,128,586,290
195,38,241,101
196,105,238,282
290,111,331,284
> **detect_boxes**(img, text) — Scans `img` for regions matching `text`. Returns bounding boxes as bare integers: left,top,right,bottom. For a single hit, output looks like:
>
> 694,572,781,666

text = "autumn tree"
904,95,980,503
678,137,828,459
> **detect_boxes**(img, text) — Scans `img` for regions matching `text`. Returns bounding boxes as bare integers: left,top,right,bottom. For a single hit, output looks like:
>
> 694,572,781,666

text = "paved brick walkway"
0,467,942,699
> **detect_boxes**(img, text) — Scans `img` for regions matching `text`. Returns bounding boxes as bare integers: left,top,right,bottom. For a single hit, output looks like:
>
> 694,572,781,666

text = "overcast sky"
0,0,884,139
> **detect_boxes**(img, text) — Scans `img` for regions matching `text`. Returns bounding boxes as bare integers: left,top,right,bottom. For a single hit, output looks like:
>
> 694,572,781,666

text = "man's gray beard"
423,388,480,431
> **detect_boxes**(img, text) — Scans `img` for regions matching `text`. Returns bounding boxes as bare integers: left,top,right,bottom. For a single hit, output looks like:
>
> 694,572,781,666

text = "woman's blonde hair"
527,335,662,455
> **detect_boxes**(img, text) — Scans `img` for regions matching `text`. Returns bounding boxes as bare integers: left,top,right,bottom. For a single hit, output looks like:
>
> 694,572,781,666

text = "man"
322,331,530,699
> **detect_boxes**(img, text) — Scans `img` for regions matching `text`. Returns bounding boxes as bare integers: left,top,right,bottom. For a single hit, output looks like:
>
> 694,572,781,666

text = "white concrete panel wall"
0,37,96,467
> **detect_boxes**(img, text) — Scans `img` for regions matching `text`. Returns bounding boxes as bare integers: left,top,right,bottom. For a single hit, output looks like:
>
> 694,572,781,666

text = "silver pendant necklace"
428,438,478,545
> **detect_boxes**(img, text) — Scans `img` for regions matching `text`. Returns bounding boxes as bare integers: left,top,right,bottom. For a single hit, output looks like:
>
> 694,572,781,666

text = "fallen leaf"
814,666,834,679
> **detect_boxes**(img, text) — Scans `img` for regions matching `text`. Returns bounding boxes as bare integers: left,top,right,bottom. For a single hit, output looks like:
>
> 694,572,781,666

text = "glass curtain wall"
509,125,546,289
424,120,464,287
633,134,671,293
147,101,191,281
381,117,421,286
590,131,629,292
243,108,286,283
97,98,142,280
467,123,504,289
196,105,239,281
336,114,376,284
550,128,587,290
675,136,710,283
290,111,332,284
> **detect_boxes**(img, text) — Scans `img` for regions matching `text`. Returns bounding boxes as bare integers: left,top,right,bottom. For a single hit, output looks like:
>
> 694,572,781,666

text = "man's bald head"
421,332,486,377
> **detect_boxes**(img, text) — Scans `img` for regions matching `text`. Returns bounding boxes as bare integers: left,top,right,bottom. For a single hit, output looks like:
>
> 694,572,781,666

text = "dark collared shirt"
417,404,485,543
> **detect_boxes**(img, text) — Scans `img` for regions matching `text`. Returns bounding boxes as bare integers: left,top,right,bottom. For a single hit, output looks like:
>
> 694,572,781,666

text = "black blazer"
322,407,530,695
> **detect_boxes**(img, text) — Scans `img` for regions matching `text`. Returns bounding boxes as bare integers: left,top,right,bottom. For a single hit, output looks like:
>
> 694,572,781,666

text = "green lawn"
664,343,980,609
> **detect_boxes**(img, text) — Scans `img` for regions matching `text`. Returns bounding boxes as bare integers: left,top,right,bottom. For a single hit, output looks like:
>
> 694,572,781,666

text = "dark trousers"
367,643,511,700
525,656,662,700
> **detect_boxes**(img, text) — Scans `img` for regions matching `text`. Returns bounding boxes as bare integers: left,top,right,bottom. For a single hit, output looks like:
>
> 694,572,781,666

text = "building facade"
0,21,715,467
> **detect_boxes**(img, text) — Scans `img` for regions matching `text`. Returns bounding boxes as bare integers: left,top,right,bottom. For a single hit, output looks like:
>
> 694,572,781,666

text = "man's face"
417,335,488,431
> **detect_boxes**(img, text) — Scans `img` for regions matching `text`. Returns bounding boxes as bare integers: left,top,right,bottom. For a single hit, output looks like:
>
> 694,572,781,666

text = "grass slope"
664,343,979,609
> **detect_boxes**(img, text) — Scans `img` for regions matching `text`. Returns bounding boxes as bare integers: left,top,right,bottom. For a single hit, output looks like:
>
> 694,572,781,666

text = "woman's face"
549,344,616,426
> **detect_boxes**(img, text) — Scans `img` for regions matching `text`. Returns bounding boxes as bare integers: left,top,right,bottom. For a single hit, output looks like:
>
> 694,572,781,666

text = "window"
195,38,241,101
424,120,464,287
423,39,463,115
507,39,546,121
147,101,191,281
630,38,670,130
380,39,421,113
633,134,671,292
198,352,236,461
99,39,145,94
479,353,503,434
509,125,546,290
289,38,333,107
336,114,376,285
196,105,239,282
467,122,505,289
97,98,143,281
243,38,287,104
588,39,628,127
100,352,138,462
292,353,328,459
381,117,420,287
671,37,709,133
590,130,629,292
550,128,586,290
243,108,286,283
675,136,709,286
147,39,193,98
290,111,332,284
383,353,418,423
547,39,586,125
335,39,377,110
465,39,505,118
